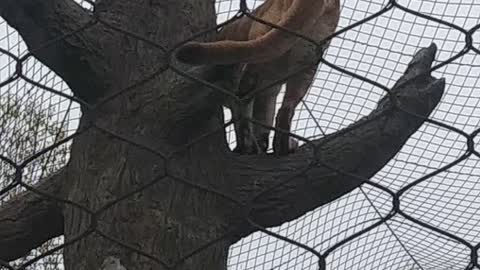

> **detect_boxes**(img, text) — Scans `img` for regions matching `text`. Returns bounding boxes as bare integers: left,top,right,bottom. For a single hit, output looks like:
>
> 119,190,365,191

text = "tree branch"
228,44,445,236
0,0,108,101
0,170,65,262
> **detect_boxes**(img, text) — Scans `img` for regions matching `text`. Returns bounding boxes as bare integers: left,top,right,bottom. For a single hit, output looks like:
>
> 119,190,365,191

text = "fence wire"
1,0,480,269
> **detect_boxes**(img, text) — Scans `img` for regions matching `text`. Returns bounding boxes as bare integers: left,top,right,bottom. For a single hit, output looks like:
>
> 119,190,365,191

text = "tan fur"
177,0,340,155
177,0,329,64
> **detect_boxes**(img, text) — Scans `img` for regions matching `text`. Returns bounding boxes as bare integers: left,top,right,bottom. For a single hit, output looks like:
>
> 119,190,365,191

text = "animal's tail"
176,0,326,65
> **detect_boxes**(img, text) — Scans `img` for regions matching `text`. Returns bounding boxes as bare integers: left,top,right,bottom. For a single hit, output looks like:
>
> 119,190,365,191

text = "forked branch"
229,44,445,236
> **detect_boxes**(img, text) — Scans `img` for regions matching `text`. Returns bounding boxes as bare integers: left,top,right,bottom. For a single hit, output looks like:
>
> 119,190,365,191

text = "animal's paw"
233,137,262,155
288,137,299,153
273,134,298,155
256,132,270,153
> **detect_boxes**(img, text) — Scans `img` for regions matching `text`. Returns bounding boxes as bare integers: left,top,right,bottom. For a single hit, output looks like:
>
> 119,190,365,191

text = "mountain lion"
177,0,340,155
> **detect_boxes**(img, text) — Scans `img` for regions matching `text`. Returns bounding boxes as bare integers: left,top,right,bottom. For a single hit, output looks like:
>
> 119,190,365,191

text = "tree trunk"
61,1,233,269
0,1,444,270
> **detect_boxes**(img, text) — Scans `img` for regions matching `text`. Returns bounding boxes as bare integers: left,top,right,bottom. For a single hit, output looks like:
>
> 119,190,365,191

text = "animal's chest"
246,15,339,80
239,40,318,85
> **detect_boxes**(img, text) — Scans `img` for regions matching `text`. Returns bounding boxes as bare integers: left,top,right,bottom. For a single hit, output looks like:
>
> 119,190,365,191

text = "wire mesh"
0,0,479,269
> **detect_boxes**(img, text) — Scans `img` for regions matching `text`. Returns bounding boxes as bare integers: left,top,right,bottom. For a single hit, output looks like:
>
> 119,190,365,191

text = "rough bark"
0,1,444,270
0,170,64,262
0,0,113,101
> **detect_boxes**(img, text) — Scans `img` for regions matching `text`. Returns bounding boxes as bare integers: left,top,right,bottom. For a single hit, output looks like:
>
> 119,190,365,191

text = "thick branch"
0,170,65,262
0,0,108,101
228,44,445,235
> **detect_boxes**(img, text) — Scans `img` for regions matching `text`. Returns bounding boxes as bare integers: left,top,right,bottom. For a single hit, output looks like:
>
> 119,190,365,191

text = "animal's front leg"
252,84,282,152
273,69,315,155
232,99,261,154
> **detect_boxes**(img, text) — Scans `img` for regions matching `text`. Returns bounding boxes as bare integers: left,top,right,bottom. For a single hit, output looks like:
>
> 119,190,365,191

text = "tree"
0,92,68,270
0,1,444,270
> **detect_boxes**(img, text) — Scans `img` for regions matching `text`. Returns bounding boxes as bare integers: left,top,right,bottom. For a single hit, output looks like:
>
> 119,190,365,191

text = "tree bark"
0,170,64,262
0,0,111,101
0,1,444,270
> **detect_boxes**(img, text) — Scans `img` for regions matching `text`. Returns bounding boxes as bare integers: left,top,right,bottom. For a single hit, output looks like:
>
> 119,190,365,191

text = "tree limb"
228,44,445,236
0,170,65,262
0,0,108,101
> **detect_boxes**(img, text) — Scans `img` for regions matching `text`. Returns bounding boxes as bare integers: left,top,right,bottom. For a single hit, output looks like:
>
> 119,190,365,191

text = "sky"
1,0,480,269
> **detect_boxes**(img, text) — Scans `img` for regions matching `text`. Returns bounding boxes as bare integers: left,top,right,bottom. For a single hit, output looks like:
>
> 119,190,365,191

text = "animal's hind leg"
273,68,316,155
252,84,282,152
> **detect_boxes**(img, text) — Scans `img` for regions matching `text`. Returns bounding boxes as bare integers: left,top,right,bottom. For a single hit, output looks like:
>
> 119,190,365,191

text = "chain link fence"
1,0,480,269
